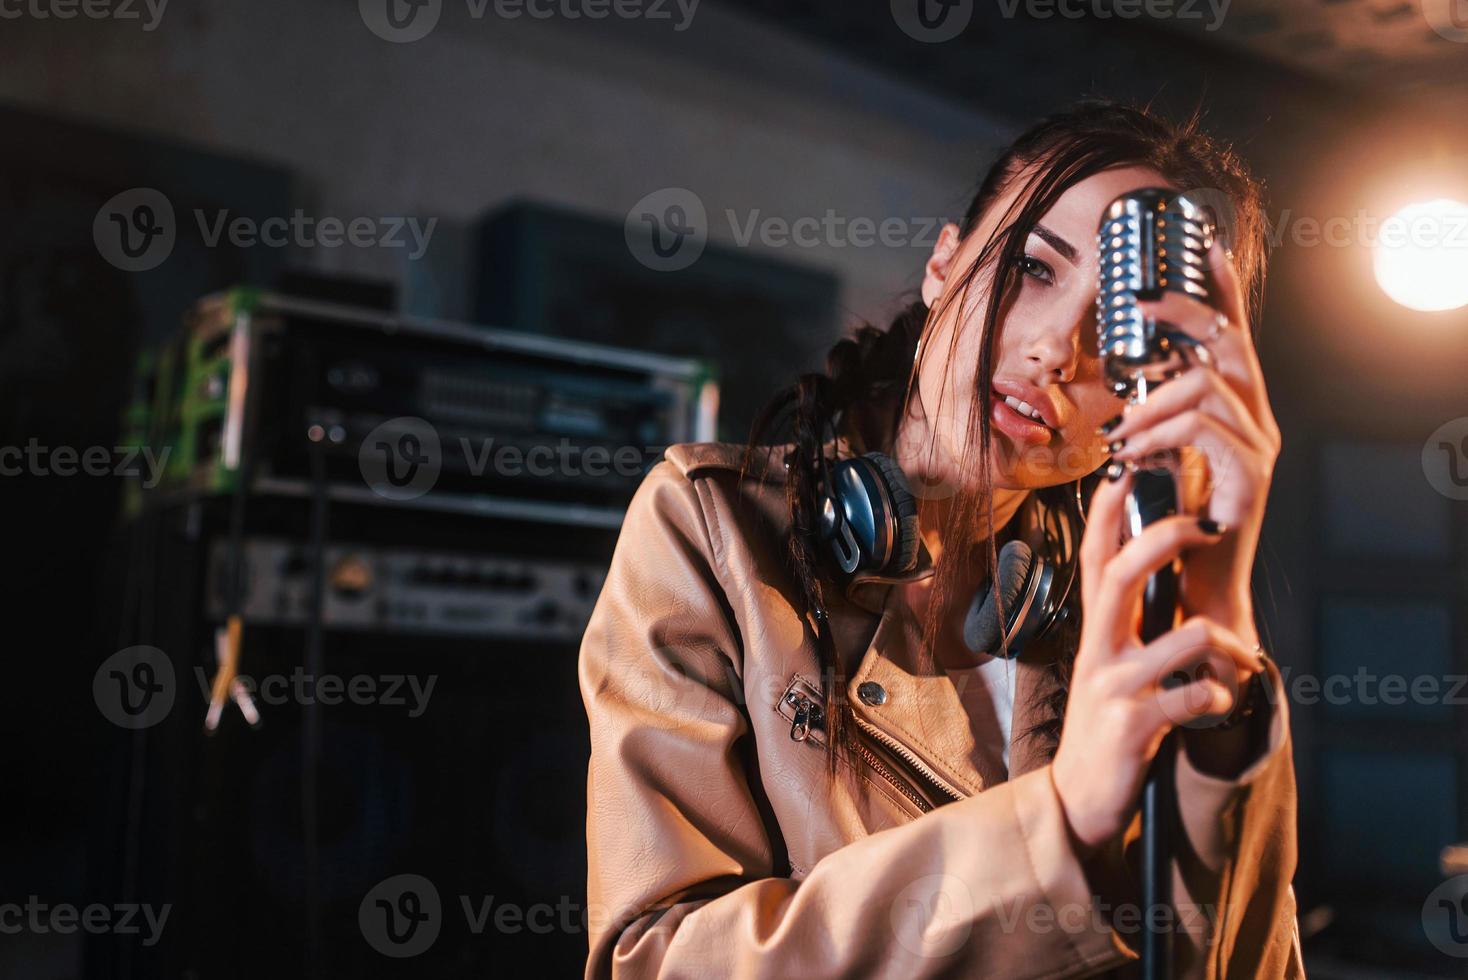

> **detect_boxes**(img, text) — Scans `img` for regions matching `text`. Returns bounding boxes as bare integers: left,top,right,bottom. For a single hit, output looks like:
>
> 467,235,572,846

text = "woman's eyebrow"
1031,224,1078,265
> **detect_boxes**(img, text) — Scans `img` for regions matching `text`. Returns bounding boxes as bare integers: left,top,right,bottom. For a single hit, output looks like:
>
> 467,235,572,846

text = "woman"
579,100,1301,978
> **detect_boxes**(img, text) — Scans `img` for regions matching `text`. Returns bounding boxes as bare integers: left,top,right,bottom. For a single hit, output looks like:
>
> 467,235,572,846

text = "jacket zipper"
785,690,823,743
854,740,934,814
785,691,960,814
851,714,965,804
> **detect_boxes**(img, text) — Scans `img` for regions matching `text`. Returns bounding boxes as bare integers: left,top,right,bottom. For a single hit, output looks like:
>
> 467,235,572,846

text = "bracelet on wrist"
1213,647,1269,731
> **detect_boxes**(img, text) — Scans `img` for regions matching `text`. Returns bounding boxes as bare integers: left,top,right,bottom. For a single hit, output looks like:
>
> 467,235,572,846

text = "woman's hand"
1052,241,1280,850
1101,240,1281,773
1051,474,1267,850
1104,238,1282,645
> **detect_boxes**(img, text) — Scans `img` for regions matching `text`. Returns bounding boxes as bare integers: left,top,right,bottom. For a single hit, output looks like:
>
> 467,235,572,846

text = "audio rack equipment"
127,288,718,526
205,538,605,642
109,289,717,978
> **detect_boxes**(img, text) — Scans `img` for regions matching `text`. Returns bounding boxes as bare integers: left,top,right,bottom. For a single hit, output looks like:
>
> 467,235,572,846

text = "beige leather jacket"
579,440,1303,978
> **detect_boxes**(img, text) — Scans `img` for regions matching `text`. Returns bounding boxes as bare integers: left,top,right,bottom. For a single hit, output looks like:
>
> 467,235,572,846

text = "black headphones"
813,420,1081,659
816,447,921,579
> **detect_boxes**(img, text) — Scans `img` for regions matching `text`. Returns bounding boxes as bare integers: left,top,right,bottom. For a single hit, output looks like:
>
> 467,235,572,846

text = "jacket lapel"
829,544,1064,800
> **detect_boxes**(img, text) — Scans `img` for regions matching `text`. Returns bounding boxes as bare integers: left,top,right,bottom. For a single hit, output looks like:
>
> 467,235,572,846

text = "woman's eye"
1016,254,1054,284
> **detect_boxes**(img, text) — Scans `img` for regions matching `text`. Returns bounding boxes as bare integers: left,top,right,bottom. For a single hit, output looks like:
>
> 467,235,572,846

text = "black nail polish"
1198,518,1228,535
1098,415,1123,436
1107,439,1126,454
1105,461,1126,482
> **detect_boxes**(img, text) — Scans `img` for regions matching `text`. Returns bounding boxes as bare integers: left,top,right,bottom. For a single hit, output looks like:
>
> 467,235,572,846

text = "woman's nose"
1022,325,1078,382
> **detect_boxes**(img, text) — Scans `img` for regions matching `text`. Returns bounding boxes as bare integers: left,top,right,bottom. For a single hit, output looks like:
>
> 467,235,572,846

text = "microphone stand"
1096,187,1214,979
1124,378,1182,980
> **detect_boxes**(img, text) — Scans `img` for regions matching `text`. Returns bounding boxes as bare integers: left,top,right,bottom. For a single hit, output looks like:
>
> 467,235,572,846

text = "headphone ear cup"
864,452,921,574
963,540,1038,658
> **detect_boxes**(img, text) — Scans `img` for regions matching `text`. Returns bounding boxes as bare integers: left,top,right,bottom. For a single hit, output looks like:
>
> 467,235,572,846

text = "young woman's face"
914,164,1172,491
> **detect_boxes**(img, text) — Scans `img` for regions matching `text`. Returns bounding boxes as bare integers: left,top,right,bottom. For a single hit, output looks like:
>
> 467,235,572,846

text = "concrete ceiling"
1151,0,1468,99
725,0,1468,125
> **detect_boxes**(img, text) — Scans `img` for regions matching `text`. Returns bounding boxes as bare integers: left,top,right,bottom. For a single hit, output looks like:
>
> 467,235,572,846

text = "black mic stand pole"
1126,377,1183,980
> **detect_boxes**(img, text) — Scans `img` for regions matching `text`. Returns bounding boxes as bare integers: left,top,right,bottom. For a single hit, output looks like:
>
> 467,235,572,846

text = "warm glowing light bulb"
1372,198,1468,312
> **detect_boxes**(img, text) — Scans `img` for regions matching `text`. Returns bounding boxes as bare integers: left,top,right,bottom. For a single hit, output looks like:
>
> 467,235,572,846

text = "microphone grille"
1095,189,1215,391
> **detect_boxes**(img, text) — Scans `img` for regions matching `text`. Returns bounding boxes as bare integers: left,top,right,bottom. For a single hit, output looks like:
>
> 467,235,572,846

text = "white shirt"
971,656,1017,772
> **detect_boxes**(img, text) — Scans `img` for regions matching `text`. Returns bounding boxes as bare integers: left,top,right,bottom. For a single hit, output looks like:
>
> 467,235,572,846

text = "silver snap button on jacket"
857,682,887,706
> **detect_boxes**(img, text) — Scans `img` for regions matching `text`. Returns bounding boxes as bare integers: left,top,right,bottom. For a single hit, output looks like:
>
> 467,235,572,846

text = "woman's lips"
990,390,1053,444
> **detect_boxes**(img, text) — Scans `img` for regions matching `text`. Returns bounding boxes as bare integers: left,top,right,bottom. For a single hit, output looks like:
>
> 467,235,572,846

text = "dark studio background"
2,0,1468,977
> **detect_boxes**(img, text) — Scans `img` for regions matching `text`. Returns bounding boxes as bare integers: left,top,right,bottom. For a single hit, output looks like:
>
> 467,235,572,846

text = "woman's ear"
921,222,962,308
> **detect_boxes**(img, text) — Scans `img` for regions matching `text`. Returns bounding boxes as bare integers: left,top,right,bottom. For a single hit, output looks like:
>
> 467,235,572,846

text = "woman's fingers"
1111,408,1252,469
1204,235,1248,330
1129,616,1263,685
1134,239,1279,436
1138,617,1264,730
1144,237,1246,342
1135,291,1263,408
1080,462,1133,573
1135,288,1248,356
1105,364,1267,452
1112,415,1269,525
1086,514,1226,649
1152,678,1233,731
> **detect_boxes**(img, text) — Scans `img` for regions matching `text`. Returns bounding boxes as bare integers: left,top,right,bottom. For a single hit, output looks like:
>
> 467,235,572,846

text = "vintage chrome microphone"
1095,188,1216,980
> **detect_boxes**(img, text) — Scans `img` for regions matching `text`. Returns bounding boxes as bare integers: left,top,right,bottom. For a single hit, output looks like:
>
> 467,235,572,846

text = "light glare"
1372,198,1468,313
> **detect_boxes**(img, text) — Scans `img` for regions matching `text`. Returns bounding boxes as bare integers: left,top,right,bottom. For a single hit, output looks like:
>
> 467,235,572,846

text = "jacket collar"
829,556,1062,795
660,439,1062,790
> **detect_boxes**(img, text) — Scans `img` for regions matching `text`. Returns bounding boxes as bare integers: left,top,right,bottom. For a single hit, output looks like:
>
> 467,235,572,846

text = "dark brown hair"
742,97,1268,773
